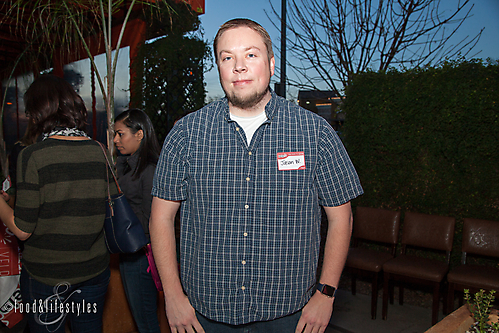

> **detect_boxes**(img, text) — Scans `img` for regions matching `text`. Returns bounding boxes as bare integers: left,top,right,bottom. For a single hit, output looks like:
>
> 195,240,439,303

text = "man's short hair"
213,18,274,63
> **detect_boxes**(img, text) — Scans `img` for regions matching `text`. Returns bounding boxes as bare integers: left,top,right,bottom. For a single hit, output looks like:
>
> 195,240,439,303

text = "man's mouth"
233,79,251,86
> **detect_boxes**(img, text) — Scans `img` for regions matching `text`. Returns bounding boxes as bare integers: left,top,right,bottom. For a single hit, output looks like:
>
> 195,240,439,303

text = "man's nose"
233,59,247,73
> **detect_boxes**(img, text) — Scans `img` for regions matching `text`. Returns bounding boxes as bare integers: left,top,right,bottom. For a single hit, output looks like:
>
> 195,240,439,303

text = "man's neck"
229,92,271,117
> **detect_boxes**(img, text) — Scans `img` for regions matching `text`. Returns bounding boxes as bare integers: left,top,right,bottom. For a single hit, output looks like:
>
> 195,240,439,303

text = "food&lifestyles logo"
14,282,97,330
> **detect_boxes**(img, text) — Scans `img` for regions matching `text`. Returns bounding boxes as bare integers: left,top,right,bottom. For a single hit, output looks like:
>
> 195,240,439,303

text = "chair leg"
447,283,455,314
442,283,448,315
432,284,440,326
371,273,378,320
399,286,404,305
382,273,389,320
389,281,394,304
351,275,357,296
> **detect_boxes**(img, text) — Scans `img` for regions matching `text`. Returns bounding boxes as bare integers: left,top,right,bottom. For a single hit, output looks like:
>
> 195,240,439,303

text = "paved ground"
325,289,446,333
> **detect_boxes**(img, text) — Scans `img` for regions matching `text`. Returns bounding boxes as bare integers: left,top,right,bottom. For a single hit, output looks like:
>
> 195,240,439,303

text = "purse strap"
97,142,122,199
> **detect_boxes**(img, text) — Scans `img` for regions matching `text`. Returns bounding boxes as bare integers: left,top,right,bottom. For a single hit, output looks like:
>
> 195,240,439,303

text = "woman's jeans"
196,310,302,333
119,250,160,333
20,267,110,333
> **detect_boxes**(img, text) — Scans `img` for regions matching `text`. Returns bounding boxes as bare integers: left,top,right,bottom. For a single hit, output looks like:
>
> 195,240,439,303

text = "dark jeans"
196,310,302,333
20,267,110,333
119,250,160,333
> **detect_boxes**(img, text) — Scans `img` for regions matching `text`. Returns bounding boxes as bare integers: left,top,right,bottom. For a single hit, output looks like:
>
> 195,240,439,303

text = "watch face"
322,284,336,296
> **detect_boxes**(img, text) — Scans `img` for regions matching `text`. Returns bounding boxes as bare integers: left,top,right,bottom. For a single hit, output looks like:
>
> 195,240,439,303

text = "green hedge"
343,59,499,264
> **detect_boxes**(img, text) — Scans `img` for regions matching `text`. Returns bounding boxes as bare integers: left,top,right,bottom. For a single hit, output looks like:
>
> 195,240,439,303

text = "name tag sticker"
277,152,306,171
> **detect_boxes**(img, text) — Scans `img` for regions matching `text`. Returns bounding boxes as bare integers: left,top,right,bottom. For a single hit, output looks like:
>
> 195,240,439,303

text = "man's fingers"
193,320,205,333
295,316,305,333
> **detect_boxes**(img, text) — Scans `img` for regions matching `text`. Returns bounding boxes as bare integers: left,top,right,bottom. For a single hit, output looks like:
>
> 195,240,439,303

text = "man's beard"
225,86,270,109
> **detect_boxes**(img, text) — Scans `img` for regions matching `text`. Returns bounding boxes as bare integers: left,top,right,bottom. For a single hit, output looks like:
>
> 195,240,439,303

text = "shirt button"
241,286,246,291
243,232,248,237
244,205,249,209
248,152,252,155
241,260,246,265
236,127,240,131
246,177,250,181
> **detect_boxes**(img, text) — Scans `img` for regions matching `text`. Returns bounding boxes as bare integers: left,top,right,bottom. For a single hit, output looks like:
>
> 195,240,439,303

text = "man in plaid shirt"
150,18,363,333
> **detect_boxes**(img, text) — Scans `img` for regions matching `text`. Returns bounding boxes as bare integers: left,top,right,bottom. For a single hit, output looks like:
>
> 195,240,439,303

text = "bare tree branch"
266,0,483,97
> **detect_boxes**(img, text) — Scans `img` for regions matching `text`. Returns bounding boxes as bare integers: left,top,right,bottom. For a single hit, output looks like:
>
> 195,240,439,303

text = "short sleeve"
315,120,363,207
152,119,188,201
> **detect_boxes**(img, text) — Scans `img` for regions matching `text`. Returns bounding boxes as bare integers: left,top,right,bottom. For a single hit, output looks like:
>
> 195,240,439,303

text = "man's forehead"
217,27,267,52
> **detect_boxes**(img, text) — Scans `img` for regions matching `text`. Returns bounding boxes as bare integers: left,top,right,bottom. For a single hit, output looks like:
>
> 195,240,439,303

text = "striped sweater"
14,138,115,285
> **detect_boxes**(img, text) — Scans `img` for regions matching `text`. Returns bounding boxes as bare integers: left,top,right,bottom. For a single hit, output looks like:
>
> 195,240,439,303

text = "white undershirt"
230,111,268,145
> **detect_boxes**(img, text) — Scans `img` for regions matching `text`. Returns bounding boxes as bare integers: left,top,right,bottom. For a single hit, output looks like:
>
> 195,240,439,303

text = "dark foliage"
343,59,499,265
131,1,211,143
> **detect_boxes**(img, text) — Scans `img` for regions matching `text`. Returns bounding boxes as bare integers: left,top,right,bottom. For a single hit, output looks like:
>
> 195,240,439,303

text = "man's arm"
149,197,204,333
295,201,353,333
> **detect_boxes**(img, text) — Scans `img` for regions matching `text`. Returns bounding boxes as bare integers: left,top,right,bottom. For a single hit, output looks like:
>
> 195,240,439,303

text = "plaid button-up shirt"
152,91,363,325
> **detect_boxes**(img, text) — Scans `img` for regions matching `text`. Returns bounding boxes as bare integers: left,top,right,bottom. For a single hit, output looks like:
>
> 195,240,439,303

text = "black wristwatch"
316,283,337,298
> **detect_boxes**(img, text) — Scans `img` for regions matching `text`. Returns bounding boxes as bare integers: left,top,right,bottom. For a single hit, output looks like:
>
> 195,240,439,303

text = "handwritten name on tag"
277,152,306,171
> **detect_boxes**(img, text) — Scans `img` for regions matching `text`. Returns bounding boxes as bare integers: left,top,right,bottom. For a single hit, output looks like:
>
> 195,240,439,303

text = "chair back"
462,218,499,261
353,207,401,245
402,212,455,253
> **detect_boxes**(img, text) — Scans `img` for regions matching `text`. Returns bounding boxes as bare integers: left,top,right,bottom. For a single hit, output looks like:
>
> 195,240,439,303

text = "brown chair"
344,206,401,319
447,218,499,312
382,212,455,326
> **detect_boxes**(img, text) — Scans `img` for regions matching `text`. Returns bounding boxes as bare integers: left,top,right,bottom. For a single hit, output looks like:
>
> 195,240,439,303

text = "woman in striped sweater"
0,74,116,333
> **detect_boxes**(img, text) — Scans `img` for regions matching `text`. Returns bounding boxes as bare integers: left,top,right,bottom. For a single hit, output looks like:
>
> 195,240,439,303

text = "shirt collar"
118,152,139,170
264,89,278,121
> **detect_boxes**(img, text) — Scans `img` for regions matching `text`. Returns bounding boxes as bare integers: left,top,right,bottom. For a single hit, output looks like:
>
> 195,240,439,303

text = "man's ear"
270,56,275,77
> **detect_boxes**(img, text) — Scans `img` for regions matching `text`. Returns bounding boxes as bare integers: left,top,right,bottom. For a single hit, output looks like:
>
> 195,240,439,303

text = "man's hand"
295,292,334,333
164,292,205,333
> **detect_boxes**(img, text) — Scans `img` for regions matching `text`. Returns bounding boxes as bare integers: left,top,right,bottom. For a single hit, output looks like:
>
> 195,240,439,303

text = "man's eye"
248,53,256,58
222,56,232,61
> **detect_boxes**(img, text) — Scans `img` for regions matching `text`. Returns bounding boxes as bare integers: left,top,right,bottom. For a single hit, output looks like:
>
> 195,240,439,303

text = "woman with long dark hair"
0,74,115,332
113,108,161,332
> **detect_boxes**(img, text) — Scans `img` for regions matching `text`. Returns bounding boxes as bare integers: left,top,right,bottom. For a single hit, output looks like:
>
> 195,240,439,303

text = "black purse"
98,143,148,254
